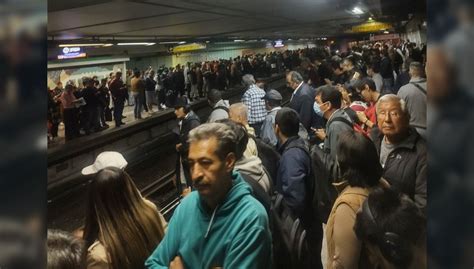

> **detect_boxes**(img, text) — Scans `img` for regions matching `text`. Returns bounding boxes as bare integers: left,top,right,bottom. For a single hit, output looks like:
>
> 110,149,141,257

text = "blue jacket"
276,136,311,218
145,171,272,269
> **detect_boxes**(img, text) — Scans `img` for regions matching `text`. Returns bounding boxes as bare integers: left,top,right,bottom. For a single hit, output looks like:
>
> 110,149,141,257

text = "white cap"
81,151,128,175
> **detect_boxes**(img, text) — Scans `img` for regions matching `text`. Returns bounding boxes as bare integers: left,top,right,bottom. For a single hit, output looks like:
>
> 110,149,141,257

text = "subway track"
47,76,291,232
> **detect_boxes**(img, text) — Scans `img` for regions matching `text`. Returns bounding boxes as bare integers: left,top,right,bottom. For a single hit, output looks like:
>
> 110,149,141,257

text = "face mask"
313,102,324,117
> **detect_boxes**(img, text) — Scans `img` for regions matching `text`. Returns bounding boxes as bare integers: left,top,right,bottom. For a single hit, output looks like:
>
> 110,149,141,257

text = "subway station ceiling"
48,0,424,43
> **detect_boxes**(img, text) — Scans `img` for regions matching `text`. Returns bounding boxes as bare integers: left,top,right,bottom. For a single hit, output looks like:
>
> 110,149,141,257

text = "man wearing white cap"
81,151,128,175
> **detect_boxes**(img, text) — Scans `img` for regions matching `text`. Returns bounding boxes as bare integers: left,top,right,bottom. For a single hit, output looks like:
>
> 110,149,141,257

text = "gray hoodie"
234,156,271,194
207,99,230,123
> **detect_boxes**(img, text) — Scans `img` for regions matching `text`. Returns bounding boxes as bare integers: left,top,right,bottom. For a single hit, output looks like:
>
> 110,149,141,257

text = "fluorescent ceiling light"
159,41,181,44
58,43,110,47
117,42,156,46
383,31,389,34
159,41,186,45
352,7,364,14
234,39,245,42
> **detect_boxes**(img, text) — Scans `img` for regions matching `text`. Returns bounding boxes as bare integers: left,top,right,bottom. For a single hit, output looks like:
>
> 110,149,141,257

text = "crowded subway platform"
0,0,451,268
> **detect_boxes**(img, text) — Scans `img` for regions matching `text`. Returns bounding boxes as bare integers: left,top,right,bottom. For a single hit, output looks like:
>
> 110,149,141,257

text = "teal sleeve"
145,205,182,268
224,225,272,269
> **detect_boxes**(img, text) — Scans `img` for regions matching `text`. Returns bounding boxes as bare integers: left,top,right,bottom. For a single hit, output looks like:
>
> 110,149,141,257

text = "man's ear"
327,101,333,111
225,152,236,173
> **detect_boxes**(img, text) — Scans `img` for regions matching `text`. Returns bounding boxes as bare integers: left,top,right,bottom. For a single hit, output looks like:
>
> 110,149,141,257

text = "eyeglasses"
378,110,401,118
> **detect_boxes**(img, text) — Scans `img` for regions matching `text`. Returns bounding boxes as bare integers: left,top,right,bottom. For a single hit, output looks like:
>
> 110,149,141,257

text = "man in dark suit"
287,71,315,131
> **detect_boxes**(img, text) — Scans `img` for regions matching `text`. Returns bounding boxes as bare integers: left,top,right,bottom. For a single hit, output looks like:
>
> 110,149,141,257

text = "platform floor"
48,101,186,149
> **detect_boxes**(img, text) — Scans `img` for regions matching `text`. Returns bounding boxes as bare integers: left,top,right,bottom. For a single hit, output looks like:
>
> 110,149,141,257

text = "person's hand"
176,143,182,152
181,187,191,197
356,111,368,124
312,128,326,140
170,256,185,269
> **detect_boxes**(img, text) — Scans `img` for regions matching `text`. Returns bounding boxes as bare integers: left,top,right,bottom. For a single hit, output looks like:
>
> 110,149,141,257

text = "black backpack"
212,105,229,114
310,145,338,224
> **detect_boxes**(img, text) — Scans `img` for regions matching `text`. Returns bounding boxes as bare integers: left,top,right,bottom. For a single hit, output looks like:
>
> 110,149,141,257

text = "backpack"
212,105,229,114
314,115,355,223
310,145,338,223
254,137,281,187
239,172,271,215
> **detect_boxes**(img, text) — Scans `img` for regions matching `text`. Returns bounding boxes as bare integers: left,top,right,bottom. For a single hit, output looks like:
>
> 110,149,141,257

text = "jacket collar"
373,127,420,152
409,77,426,83
278,136,306,154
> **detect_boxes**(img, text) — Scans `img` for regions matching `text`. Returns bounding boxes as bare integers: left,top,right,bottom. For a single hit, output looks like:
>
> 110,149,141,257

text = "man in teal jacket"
145,123,272,269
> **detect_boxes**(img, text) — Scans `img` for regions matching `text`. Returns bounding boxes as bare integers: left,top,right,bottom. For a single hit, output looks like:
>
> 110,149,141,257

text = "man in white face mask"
312,85,353,160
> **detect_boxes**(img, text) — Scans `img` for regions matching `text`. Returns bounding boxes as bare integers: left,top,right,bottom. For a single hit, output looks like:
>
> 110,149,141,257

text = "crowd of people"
47,50,305,144
47,39,428,269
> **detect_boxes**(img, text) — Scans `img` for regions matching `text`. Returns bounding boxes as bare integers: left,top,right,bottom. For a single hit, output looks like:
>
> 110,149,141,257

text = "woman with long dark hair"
325,131,386,269
83,167,166,269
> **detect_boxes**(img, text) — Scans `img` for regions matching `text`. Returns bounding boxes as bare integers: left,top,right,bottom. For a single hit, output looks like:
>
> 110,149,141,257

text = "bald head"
229,103,248,125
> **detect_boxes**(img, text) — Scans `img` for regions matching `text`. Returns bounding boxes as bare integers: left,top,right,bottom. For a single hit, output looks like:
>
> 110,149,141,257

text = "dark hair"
217,119,249,160
174,96,191,113
207,89,222,104
275,107,300,137
345,85,363,102
133,69,140,77
83,167,165,269
337,131,382,187
353,78,377,92
367,61,381,73
354,187,426,268
317,85,342,109
47,229,84,269
330,60,342,70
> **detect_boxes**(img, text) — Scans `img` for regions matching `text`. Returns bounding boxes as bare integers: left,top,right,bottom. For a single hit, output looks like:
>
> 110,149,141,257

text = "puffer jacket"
371,127,427,211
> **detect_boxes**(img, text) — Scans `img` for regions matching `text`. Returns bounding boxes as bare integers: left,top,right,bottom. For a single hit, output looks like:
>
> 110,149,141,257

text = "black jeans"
113,100,125,126
63,108,79,140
